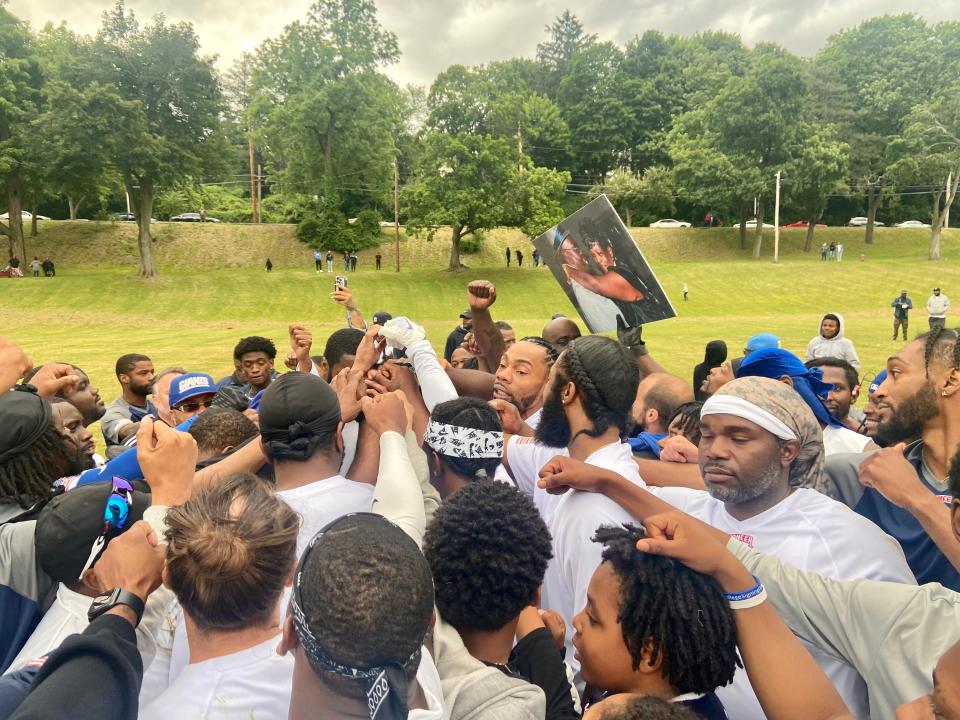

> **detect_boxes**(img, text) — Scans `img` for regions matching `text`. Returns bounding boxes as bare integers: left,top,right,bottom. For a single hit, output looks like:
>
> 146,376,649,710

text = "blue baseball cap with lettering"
168,372,216,409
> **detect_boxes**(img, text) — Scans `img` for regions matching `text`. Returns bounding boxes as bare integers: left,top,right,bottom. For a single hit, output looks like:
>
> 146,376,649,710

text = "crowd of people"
3,257,55,278
0,274,959,720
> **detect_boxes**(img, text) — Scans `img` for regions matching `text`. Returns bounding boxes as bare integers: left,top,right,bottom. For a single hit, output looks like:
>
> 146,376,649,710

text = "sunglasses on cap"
77,477,134,581
174,398,213,414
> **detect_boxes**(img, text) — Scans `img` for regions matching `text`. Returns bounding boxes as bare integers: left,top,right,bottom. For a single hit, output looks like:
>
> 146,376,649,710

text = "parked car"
848,216,885,227
783,220,827,228
744,219,775,229
649,218,691,228
171,212,221,223
113,213,158,223
0,211,50,221
895,220,931,228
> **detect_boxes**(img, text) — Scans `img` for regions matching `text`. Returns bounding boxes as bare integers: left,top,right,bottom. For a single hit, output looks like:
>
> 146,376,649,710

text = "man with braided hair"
573,524,737,719
537,375,915,719
827,327,960,590
501,335,650,685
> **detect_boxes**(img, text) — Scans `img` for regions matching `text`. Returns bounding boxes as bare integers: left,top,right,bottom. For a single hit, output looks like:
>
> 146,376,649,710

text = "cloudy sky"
7,0,959,87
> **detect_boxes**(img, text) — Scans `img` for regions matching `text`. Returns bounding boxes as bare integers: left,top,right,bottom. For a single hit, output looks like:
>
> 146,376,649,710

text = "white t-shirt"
139,634,293,720
822,424,872,455
654,486,916,720
508,439,647,681
493,410,542,486
7,584,90,673
410,648,445,720
277,474,375,558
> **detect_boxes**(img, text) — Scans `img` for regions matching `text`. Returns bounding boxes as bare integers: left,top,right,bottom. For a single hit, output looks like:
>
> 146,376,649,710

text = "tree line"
1,1,958,276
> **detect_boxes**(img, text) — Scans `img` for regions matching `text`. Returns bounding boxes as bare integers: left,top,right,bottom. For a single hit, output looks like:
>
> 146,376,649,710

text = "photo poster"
533,194,677,334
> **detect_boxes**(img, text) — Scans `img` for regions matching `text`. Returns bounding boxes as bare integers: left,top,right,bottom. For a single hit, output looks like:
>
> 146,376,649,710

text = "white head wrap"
701,395,798,441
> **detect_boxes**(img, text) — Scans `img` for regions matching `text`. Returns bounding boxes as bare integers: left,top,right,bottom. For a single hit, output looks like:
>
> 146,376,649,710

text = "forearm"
445,366,495,400
713,559,852,720
634,459,705,489
471,308,506,372
909,494,960,573
511,629,579,720
345,420,381,485
408,340,458,412
193,437,266,489
598,470,676,519
372,431,427,547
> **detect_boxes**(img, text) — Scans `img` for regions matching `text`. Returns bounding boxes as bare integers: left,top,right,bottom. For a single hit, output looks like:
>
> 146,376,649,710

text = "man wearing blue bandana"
736,348,875,457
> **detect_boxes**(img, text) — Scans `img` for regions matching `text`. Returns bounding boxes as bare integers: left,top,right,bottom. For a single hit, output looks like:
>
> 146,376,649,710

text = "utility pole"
393,158,401,272
773,170,782,264
947,172,953,229
248,131,258,224
517,122,524,173
257,164,263,224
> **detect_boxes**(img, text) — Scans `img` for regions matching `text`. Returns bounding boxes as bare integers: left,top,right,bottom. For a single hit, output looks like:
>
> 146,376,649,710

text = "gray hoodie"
805,312,860,370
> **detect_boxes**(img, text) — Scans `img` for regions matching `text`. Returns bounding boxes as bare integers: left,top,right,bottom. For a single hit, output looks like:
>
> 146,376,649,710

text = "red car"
784,220,827,228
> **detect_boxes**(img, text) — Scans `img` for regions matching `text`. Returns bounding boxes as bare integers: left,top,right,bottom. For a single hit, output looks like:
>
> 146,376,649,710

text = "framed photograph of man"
534,195,676,333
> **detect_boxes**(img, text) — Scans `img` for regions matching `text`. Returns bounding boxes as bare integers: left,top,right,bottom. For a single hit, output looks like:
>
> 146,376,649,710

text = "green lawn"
2,222,956,446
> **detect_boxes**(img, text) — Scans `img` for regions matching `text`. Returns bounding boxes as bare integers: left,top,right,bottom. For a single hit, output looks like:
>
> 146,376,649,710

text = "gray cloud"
7,0,959,88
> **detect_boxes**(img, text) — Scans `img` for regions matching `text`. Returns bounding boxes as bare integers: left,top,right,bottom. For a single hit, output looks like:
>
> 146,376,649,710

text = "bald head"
632,373,695,434
542,317,581,349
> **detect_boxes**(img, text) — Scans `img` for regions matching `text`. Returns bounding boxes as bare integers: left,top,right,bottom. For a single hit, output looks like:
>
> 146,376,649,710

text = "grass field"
2,221,956,447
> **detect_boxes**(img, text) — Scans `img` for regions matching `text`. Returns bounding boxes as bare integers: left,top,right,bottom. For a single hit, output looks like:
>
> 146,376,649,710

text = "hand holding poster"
533,195,676,333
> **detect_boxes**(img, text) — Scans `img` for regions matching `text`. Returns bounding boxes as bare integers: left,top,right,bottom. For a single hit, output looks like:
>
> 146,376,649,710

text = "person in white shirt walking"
927,286,950,330
139,471,300,720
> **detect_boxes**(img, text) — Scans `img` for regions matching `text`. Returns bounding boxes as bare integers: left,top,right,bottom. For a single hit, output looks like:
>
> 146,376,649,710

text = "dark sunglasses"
174,398,213,413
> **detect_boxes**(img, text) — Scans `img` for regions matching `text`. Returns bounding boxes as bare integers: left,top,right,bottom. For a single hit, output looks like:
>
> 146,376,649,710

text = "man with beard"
100,354,156,448
500,335,648,684
827,328,960,589
537,376,914,719
491,338,558,431
50,399,98,486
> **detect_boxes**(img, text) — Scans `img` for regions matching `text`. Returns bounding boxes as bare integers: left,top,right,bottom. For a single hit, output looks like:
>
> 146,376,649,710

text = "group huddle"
1,276,959,720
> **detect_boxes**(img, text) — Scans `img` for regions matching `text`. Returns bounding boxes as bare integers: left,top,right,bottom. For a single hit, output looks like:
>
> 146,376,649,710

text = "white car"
895,220,931,228
744,219,774,229
848,216,885,227
649,219,691,228
0,211,50,221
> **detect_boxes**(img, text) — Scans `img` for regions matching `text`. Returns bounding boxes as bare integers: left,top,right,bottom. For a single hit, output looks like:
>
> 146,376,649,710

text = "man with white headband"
422,397,504,500
538,375,915,719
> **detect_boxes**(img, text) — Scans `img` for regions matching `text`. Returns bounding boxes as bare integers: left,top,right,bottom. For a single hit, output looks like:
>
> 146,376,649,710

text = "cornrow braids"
519,336,559,367
593,524,739,695
561,336,638,439
920,327,960,377
0,425,72,509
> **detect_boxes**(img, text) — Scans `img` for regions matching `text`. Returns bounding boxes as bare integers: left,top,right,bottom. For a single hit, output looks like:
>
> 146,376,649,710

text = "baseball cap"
934,287,941,291
460,309,473,319
35,480,150,583
168,372,216,409
869,370,887,395
745,333,780,352
372,311,393,325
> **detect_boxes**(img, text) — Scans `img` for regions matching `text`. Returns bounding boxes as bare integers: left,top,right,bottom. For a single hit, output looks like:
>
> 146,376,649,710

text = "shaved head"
542,317,582,349
632,373,695,434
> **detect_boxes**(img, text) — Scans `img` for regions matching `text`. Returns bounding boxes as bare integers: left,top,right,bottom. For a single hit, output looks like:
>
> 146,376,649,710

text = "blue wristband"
724,576,763,602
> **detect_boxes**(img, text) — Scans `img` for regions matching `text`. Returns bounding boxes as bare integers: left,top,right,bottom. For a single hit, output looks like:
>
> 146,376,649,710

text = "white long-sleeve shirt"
927,294,950,317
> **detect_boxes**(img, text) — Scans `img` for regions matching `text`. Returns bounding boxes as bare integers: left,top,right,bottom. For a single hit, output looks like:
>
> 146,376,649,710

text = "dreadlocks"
592,524,739,695
0,424,73,509
666,401,704,445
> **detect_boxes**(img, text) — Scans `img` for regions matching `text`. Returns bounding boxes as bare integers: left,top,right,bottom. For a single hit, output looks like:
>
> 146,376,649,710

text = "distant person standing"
41,257,54,276
927,286,950,330
313,249,322,272
820,242,828,261
375,251,382,271
505,247,511,267
891,289,913,340
532,248,540,267
30,256,41,277
516,248,523,267
704,210,713,227
682,282,689,301
325,250,333,272
350,251,358,271
265,258,273,273
836,242,844,262
343,252,349,272
828,241,836,260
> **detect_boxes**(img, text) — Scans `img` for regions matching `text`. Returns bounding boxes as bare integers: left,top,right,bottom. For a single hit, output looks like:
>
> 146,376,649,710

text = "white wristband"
729,587,767,610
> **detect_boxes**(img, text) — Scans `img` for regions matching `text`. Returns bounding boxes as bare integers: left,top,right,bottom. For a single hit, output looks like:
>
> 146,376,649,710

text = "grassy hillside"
3,219,955,454
12,219,948,270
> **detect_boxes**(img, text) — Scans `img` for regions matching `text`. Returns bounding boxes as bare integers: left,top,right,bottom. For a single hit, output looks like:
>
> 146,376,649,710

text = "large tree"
404,133,519,270
250,0,402,214
535,10,596,98
96,2,225,277
0,7,40,261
